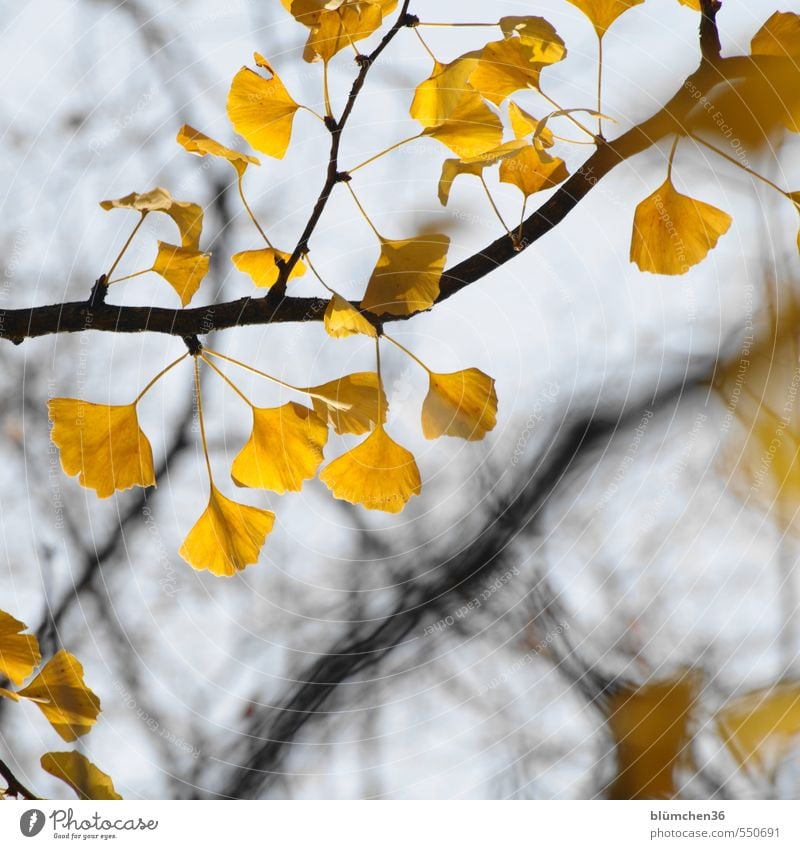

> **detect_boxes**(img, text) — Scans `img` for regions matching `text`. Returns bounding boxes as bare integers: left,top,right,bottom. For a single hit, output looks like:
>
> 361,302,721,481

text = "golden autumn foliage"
41,752,122,801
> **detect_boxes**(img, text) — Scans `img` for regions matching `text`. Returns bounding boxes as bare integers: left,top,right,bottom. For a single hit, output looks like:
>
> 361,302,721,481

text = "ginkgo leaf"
48,400,155,499
302,3,384,64
437,141,528,206
17,650,101,742
282,0,396,28
227,55,300,159
410,55,482,128
470,36,560,106
606,676,696,800
324,294,378,338
499,145,569,198
100,188,203,250
751,11,800,58
676,0,700,9
361,234,450,316
0,610,41,687
231,248,306,289
231,402,328,494
630,178,732,275
305,372,387,435
498,16,568,64
508,101,555,145
421,93,504,159
716,683,800,777
41,752,122,801
421,368,498,441
320,425,420,512
179,486,275,577
566,0,645,36
176,124,259,177
152,242,210,306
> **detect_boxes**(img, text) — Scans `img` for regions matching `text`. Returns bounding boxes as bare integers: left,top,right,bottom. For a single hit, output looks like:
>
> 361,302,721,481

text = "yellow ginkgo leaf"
498,16,567,64
179,486,275,577
0,610,41,686
176,124,260,177
100,188,203,251
606,676,696,800
303,3,384,63
320,425,421,512
41,752,122,801
410,55,482,128
306,372,388,435
231,248,306,289
422,368,498,441
48,400,155,499
324,294,378,338
152,242,210,307
437,140,528,206
282,0,396,28
227,55,300,159
676,0,700,9
751,11,800,58
470,37,552,106
630,178,732,275
716,683,800,777
507,101,555,146
361,234,450,317
499,145,569,198
17,650,101,742
421,93,504,159
566,0,645,36
231,402,328,494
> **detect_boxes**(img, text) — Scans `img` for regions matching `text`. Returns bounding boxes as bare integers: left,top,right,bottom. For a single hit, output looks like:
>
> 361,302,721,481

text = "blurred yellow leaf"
227,55,300,159
361,234,450,316
306,372,388,435
152,242,210,306
676,0,700,9
751,11,800,58
717,683,800,777
41,752,122,801
18,650,101,742
630,177,731,275
179,486,275,577
422,368,498,441
500,145,569,198
0,610,41,687
320,425,420,512
231,248,306,289
176,124,260,177
324,294,378,338
100,187,203,250
566,0,645,36
48,400,155,499
607,676,696,799
231,402,328,494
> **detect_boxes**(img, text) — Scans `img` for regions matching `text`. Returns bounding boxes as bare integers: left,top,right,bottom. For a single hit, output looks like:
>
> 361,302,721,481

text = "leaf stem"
323,61,333,119
596,35,604,138
689,132,788,198
134,353,189,404
193,357,214,485
203,347,301,394
666,135,680,181
417,22,498,27
414,27,438,62
537,90,596,139
349,134,422,173
384,333,432,373
106,212,147,281
479,175,513,238
201,354,254,408
237,175,274,248
107,269,150,285
345,182,384,240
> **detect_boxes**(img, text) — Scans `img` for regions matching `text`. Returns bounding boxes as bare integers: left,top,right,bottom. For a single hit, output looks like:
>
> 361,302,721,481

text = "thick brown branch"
0,758,40,800
0,55,770,344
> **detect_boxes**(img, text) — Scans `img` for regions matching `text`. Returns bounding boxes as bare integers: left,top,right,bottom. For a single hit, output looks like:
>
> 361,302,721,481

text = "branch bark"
0,758,40,800
0,33,764,346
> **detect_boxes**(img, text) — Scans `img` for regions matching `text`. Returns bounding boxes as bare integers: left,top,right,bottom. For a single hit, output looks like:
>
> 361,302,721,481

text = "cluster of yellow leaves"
0,608,117,801
606,673,800,798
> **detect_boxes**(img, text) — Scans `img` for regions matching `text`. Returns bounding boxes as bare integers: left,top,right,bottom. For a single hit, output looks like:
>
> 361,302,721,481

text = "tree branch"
0,48,768,345
0,758,40,800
